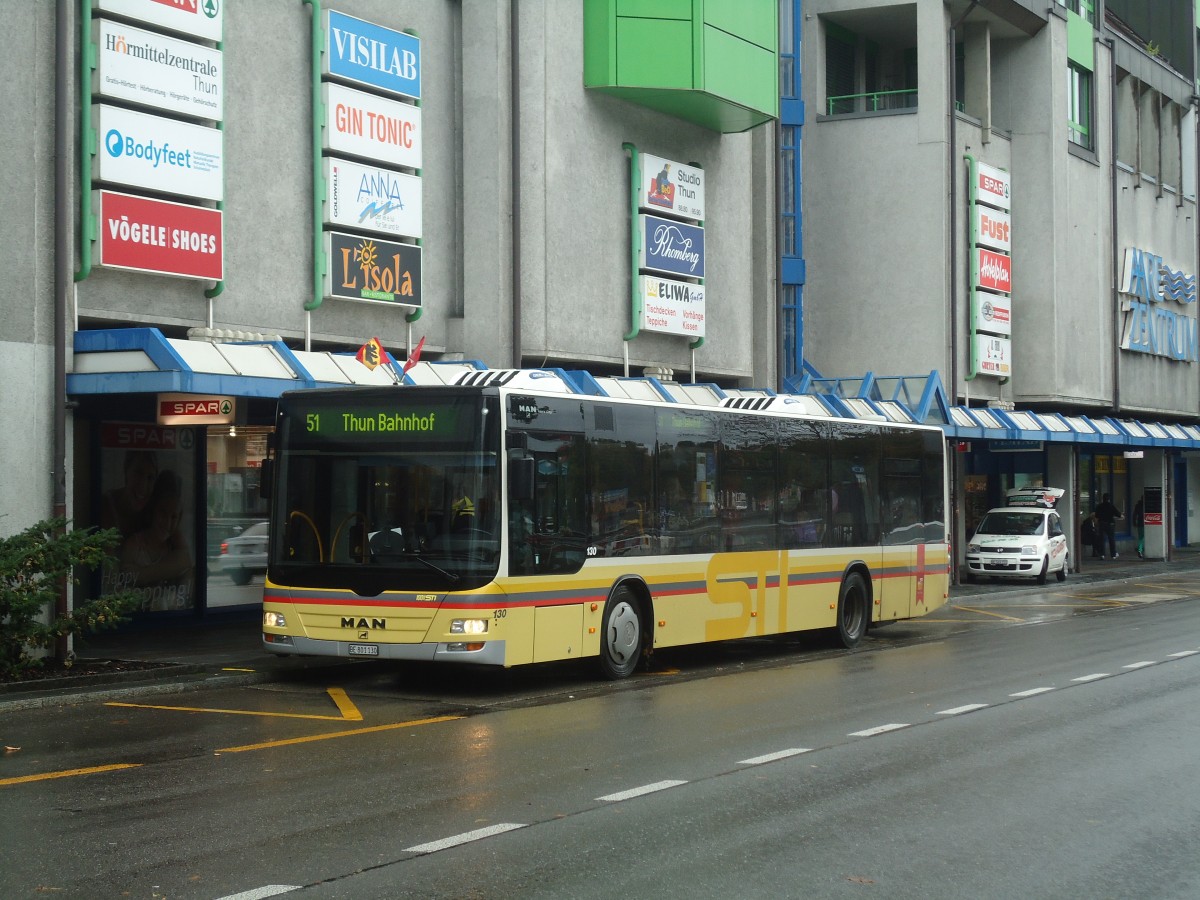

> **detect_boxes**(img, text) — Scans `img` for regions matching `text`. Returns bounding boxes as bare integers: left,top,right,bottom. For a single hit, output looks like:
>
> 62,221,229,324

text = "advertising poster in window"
98,423,197,612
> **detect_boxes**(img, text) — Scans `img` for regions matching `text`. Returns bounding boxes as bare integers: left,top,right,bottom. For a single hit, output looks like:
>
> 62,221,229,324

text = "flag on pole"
402,335,426,374
355,337,391,371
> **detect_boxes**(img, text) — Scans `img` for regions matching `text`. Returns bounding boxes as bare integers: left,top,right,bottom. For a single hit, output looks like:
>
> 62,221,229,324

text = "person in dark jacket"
1095,494,1122,559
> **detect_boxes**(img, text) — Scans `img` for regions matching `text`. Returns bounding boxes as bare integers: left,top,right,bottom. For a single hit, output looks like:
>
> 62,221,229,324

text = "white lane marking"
937,703,989,716
215,887,301,900
1071,673,1110,683
1123,661,1157,670
1010,687,1055,698
848,724,910,737
1168,650,1199,658
596,780,687,802
738,748,812,766
404,823,527,854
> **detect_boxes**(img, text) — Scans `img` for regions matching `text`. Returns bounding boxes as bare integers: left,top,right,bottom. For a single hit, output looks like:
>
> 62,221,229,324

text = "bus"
261,371,950,679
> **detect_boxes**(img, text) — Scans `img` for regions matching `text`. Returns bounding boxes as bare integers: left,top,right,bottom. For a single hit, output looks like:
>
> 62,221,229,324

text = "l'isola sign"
1119,248,1198,363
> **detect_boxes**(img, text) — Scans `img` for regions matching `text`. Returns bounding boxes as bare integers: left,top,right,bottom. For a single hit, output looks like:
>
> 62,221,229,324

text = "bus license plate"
348,643,379,657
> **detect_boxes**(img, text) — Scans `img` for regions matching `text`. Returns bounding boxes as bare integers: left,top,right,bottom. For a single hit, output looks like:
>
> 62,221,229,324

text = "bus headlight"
264,611,287,628
450,618,488,635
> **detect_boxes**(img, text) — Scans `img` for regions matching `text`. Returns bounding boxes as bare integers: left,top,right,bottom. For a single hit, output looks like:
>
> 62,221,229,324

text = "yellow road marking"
217,714,463,753
107,687,364,722
0,763,141,787
327,687,363,721
221,667,257,672
953,605,1025,623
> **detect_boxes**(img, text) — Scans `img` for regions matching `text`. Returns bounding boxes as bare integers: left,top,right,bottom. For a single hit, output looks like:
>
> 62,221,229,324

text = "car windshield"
975,511,1045,537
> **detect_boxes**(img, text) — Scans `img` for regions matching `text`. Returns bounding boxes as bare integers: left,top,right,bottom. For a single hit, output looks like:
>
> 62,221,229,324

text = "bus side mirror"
509,455,534,503
259,458,274,500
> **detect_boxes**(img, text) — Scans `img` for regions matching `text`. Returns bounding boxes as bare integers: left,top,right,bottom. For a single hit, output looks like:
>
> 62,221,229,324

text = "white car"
965,488,1069,584
217,521,269,585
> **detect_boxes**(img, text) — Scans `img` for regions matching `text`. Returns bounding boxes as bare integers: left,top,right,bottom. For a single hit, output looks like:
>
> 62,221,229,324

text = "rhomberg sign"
325,231,422,307
95,190,223,280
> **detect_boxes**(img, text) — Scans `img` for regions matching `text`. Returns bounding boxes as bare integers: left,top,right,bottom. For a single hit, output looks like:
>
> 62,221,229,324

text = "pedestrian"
1133,496,1145,558
1095,493,1122,559
1081,512,1103,558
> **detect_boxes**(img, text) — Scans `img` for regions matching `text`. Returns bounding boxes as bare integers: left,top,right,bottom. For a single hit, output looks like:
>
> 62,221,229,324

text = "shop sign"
990,440,1043,452
157,393,235,425
1144,512,1163,526
94,18,222,121
325,231,422,306
977,247,1011,293
639,214,704,279
638,153,705,221
95,104,224,201
974,290,1011,337
975,334,1011,376
1118,247,1198,363
976,161,1010,210
974,205,1010,253
95,190,222,280
324,10,420,100
639,275,705,338
95,0,223,42
323,82,422,170
325,158,422,239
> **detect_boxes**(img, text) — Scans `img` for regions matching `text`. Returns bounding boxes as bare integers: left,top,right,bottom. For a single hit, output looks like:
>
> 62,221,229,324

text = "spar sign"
95,190,222,280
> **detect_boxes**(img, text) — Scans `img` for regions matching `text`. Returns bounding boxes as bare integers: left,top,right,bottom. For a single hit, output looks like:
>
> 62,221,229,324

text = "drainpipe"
948,1,980,398
1106,37,1120,413
510,0,522,368
54,0,72,659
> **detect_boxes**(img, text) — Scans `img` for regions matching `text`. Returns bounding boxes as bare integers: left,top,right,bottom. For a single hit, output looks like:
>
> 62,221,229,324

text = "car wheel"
1056,555,1068,582
229,568,252,586
1036,557,1048,585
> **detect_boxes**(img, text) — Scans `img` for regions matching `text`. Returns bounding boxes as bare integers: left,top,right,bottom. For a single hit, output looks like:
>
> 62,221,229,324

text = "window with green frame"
1068,63,1092,149
1055,0,1096,26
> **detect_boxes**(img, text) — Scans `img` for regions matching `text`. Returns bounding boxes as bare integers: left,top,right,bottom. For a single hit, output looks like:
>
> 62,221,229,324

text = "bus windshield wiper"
408,552,460,584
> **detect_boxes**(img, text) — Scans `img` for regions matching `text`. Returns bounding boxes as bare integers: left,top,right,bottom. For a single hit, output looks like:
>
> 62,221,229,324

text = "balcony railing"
826,88,917,116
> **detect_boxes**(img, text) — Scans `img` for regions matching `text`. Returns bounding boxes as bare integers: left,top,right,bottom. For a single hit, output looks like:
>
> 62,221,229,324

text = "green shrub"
0,518,140,679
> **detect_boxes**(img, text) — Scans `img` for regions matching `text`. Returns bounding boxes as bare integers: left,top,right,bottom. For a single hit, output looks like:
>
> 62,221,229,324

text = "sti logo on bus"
343,617,386,630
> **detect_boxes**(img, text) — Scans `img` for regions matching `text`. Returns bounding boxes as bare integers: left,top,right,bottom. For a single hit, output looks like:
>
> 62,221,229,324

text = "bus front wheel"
836,572,869,649
599,586,643,680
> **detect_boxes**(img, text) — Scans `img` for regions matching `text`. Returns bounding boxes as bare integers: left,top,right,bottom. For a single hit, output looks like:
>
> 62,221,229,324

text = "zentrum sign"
1119,248,1198,362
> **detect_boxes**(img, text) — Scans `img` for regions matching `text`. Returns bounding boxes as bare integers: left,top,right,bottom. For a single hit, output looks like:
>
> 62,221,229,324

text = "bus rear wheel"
599,586,643,680
836,572,869,649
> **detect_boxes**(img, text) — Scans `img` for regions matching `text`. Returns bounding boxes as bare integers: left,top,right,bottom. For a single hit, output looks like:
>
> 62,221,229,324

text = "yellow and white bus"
261,372,949,678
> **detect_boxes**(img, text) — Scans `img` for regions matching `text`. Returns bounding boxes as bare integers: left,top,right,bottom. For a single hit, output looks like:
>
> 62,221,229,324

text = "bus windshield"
270,390,501,594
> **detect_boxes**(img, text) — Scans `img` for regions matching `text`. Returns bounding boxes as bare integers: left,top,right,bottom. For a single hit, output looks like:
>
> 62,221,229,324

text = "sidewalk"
4,546,1198,709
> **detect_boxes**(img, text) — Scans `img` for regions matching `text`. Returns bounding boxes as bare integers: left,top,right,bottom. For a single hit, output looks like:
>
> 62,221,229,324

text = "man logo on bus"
342,616,386,630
